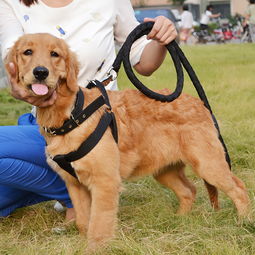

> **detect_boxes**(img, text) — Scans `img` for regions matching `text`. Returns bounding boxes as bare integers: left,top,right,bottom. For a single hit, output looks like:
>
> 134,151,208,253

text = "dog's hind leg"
182,131,250,217
154,162,196,214
65,182,91,235
193,161,249,217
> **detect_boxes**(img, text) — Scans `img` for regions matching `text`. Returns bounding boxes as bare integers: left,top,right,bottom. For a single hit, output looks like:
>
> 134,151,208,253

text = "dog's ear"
4,45,19,83
65,48,80,92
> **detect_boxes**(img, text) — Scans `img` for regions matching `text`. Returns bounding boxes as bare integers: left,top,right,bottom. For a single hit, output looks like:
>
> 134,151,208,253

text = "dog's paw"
85,240,108,254
86,233,114,253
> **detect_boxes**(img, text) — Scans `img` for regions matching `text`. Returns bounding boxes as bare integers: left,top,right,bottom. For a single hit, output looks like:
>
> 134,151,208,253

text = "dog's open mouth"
31,83,49,95
28,83,49,96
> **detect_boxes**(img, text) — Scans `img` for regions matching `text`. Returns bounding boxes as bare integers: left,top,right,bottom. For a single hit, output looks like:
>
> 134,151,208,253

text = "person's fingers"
152,19,175,44
29,90,57,107
150,19,169,41
10,88,26,100
157,30,175,45
144,16,177,45
143,17,155,23
10,81,28,100
158,23,178,45
8,62,16,78
146,17,164,40
10,81,57,107
39,91,57,108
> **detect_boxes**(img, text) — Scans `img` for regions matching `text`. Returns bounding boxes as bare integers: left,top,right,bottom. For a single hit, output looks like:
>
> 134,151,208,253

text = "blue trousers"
0,113,72,217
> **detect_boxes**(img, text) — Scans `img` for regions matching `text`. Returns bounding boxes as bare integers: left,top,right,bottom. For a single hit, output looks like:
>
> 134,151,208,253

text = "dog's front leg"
65,181,91,235
87,173,121,250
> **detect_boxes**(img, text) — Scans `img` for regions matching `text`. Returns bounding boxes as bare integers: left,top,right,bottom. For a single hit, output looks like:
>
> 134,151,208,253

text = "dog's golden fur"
6,33,250,249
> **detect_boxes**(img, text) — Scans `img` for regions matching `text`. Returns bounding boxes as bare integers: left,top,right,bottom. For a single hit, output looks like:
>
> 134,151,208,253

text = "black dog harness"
46,80,118,179
46,21,231,179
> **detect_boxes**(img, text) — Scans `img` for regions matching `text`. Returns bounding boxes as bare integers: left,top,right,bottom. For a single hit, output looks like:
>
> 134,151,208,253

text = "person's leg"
200,24,208,30
0,185,49,217
0,124,73,217
17,112,37,125
18,113,74,218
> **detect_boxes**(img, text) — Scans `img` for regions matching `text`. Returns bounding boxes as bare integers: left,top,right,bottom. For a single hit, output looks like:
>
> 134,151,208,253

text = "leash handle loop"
112,22,184,102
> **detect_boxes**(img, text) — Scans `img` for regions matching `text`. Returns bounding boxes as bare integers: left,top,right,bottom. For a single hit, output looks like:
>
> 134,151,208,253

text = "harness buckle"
105,105,112,112
70,113,80,126
101,67,118,86
44,127,57,136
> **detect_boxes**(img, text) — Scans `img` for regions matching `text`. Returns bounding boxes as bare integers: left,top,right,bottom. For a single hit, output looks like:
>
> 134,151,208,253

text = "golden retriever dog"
5,33,250,250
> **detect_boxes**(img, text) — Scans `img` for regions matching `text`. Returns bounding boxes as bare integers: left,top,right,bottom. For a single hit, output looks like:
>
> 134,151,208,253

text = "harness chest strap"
52,111,117,179
48,80,118,179
44,89,106,136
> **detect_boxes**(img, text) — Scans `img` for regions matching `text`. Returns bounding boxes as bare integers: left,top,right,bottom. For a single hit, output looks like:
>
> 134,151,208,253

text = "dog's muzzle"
30,66,50,95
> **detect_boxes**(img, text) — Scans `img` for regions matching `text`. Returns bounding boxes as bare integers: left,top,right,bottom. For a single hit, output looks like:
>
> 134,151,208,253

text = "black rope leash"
111,21,231,168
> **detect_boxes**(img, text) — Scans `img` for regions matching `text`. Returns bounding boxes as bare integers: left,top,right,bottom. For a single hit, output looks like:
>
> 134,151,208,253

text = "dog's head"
5,33,79,97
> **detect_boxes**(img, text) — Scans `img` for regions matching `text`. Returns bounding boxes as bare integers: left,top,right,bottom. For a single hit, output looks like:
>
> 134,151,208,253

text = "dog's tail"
204,180,219,210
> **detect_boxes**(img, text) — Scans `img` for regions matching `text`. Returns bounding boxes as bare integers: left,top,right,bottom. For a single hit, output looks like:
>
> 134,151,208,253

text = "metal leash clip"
101,67,118,86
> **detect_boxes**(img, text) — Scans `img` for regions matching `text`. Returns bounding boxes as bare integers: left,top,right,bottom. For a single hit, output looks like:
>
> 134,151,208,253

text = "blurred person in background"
200,5,221,31
244,0,255,42
180,4,194,44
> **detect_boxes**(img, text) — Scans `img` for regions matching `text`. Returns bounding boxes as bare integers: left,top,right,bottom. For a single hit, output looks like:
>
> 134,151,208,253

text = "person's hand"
144,16,177,45
7,62,57,107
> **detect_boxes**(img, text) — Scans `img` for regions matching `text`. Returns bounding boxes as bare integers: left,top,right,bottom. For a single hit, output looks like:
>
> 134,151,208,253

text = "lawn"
0,43,255,255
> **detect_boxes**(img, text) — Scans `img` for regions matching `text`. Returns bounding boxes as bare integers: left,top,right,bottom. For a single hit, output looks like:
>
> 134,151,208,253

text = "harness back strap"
71,88,84,117
87,80,111,108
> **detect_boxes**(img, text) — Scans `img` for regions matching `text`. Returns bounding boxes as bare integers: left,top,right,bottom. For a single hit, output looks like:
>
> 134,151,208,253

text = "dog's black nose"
33,66,49,81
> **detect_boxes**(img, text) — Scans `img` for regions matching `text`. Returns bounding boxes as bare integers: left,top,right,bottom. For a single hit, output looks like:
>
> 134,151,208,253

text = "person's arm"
1,1,57,107
134,16,177,76
114,0,177,76
210,13,221,18
207,10,221,19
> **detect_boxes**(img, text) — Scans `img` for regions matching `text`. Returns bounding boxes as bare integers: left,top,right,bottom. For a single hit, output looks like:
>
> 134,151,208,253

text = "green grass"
1,43,255,255
0,89,31,126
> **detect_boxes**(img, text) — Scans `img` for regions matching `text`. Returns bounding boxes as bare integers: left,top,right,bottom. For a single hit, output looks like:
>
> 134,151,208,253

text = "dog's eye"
50,51,59,57
23,49,33,56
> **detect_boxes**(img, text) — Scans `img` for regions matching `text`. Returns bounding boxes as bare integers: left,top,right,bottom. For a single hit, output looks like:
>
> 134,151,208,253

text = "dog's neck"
36,81,78,130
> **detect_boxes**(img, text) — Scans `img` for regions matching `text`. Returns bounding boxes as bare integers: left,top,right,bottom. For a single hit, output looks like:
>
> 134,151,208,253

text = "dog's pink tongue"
31,84,49,95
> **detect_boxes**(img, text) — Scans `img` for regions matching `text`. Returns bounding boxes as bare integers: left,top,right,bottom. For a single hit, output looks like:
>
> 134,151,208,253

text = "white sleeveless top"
0,0,148,89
